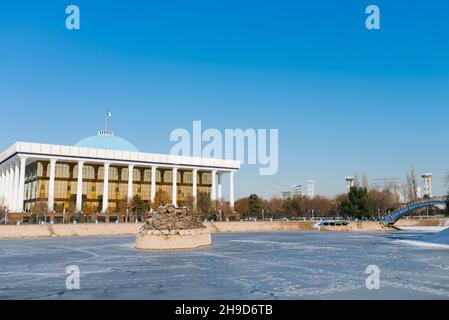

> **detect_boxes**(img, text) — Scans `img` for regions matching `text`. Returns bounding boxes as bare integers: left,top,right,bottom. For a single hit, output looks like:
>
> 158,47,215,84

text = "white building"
291,184,303,198
305,180,315,197
0,129,240,214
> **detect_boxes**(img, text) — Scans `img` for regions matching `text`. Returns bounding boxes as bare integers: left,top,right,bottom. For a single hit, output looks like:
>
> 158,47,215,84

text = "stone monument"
134,204,211,250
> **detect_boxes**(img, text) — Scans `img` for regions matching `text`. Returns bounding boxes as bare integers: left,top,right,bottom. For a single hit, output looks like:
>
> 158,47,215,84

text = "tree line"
3,173,449,223
235,187,400,220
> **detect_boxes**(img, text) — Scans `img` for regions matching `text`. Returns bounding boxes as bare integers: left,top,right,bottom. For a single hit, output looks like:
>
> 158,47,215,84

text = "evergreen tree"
340,186,374,217
445,193,449,216
248,194,262,216
282,197,302,218
131,195,148,215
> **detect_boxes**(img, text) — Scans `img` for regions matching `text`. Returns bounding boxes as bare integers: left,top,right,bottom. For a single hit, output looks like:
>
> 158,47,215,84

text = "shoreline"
0,219,446,239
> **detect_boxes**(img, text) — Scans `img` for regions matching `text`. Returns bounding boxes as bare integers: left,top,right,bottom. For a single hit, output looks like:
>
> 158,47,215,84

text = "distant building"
370,178,405,203
281,191,291,200
305,180,315,197
291,185,303,198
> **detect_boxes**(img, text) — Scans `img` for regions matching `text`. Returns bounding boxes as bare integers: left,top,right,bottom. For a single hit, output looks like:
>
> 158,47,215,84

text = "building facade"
0,130,240,214
291,184,303,198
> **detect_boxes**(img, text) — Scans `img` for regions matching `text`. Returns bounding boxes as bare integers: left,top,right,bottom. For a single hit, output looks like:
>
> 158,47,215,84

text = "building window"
183,171,193,184
133,168,141,182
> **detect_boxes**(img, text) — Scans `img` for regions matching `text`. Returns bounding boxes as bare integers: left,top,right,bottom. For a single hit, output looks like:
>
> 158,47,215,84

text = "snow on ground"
399,227,447,232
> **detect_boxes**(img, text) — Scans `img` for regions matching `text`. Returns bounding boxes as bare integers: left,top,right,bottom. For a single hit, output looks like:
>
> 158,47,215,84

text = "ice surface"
398,227,449,249
0,231,448,300
425,227,449,245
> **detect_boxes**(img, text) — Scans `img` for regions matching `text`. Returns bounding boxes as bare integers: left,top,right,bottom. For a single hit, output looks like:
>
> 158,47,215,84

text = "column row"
208,170,235,208
0,156,27,213
82,164,236,212
0,159,235,214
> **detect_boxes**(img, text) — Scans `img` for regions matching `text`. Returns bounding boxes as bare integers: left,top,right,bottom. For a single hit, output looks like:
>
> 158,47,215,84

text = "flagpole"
104,111,111,133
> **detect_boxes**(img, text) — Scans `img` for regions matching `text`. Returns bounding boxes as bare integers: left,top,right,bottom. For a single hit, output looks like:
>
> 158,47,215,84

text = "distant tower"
305,180,315,197
421,173,433,198
345,176,355,193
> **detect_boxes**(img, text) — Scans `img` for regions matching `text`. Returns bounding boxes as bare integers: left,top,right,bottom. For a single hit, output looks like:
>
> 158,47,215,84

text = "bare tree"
153,190,170,208
302,195,336,217
211,200,221,220
183,194,195,214
117,198,129,213
368,189,396,215
353,174,360,187
68,199,77,213
362,174,369,189
218,201,231,220
411,166,418,199
267,197,284,218
445,171,449,189
234,197,249,219
406,173,415,202
31,202,48,224
0,204,7,223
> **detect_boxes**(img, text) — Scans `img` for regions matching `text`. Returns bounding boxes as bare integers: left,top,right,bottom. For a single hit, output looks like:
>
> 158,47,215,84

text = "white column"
102,163,110,213
76,161,84,212
11,160,20,212
127,164,134,201
0,167,5,205
48,159,57,212
5,164,12,209
172,167,178,206
151,166,157,203
17,157,27,213
229,171,235,209
192,169,198,206
217,172,223,202
1,167,8,206
211,170,217,201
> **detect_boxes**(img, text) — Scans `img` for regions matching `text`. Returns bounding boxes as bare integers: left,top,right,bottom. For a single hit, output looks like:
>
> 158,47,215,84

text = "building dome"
74,130,139,152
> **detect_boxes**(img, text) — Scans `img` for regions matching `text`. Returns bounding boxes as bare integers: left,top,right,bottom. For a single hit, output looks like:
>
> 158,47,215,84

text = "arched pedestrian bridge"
382,196,448,225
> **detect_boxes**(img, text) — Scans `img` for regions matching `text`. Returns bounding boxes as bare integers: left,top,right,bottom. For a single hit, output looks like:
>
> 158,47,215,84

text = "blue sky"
0,0,448,199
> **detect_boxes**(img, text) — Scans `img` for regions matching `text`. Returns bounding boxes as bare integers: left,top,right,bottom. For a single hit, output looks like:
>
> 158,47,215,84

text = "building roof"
74,131,139,152
0,142,240,171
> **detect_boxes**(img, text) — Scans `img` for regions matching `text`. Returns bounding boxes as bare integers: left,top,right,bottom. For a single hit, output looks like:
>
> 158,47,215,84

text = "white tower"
421,173,432,198
345,176,355,193
305,180,315,198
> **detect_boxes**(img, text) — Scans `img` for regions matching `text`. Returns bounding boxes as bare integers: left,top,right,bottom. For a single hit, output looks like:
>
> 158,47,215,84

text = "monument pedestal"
134,228,212,250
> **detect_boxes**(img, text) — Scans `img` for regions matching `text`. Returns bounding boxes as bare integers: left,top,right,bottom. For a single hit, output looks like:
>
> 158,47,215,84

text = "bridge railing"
391,196,447,212
383,196,447,225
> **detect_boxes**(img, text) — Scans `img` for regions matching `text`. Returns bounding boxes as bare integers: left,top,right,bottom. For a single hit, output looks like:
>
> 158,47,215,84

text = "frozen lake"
1,231,449,300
